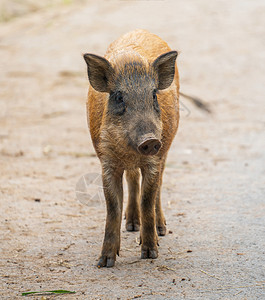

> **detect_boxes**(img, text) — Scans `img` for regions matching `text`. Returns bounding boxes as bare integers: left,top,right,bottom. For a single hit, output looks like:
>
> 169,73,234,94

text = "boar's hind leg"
140,166,160,259
156,157,167,236
97,165,124,268
125,168,140,232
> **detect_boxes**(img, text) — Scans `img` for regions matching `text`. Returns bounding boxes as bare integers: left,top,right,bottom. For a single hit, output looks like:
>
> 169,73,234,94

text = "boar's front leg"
140,164,160,259
156,157,167,236
97,163,124,268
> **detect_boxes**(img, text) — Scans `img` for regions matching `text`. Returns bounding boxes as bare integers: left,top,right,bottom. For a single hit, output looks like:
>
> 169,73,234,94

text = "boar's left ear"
152,51,178,90
83,53,114,93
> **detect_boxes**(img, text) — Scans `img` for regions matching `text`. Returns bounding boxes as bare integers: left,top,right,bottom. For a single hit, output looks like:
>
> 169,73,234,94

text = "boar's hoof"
126,221,140,232
141,246,158,259
157,225,167,236
97,256,116,268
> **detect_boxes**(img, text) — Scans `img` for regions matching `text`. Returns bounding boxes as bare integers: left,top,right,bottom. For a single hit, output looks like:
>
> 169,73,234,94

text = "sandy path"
0,0,264,299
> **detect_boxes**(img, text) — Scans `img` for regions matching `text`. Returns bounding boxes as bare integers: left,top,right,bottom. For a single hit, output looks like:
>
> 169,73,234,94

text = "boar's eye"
153,89,157,101
109,91,126,116
115,92,124,104
153,89,160,113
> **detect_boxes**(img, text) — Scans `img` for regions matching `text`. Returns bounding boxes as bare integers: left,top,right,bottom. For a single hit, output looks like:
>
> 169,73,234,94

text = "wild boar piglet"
83,29,179,267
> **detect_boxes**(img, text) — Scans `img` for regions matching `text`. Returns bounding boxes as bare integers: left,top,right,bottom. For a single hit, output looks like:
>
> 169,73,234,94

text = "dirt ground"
0,0,265,299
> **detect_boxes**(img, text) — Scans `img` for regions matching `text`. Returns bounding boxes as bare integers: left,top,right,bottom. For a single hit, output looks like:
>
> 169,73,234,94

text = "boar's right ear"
83,53,114,93
152,51,178,90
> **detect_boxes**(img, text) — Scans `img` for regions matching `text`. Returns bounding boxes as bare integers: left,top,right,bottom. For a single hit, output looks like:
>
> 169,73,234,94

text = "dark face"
107,67,162,155
83,51,178,156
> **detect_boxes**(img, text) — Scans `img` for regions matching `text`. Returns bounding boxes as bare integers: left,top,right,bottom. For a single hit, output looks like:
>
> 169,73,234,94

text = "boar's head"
84,50,178,156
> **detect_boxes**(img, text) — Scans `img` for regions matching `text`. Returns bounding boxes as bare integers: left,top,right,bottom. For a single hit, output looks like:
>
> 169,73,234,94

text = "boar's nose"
138,138,162,156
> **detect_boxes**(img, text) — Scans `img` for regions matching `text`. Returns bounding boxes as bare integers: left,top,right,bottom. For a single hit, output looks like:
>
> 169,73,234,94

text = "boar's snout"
137,135,162,156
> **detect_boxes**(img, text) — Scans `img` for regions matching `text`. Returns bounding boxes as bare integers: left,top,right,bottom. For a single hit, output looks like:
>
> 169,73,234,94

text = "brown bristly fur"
85,29,179,267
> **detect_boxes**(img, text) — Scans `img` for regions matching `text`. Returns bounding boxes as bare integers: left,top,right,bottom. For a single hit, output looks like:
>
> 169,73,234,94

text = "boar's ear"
152,51,178,90
83,53,114,93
